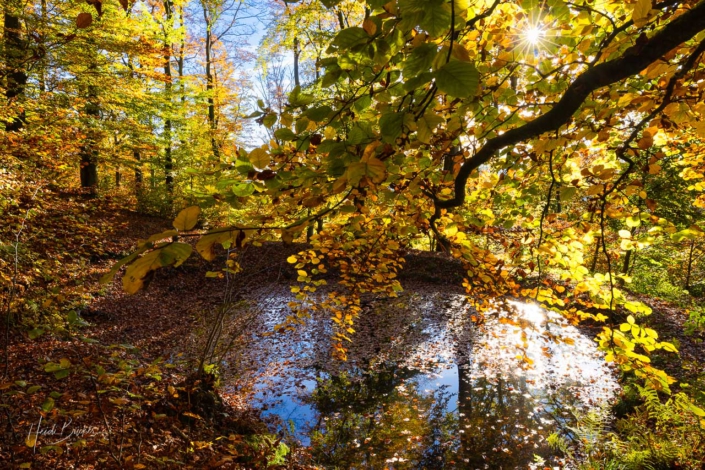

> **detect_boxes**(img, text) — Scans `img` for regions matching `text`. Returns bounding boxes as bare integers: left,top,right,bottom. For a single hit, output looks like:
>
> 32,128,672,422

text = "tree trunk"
589,239,600,273
434,146,462,252
202,3,220,161
163,0,174,193
685,239,695,292
4,0,27,131
38,0,47,93
621,248,632,277
293,36,300,88
80,74,99,192
134,151,143,186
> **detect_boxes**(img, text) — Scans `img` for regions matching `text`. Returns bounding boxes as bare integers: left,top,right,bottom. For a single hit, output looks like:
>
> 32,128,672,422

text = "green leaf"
681,399,705,416
288,86,314,107
173,206,200,231
417,113,445,144
41,397,54,412
304,105,332,122
274,128,297,142
28,328,44,340
434,61,479,98
379,112,406,143
332,27,369,50
403,43,438,78
403,72,434,93
232,183,255,197
419,2,451,37
262,113,277,128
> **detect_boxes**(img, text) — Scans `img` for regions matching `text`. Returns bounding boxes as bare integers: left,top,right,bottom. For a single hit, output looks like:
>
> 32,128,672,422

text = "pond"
236,291,619,469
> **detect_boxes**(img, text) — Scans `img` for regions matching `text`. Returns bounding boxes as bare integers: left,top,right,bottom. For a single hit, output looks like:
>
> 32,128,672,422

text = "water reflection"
248,293,618,468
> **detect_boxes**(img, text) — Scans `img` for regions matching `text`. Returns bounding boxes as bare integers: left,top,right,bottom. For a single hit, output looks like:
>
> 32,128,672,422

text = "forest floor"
1,190,704,469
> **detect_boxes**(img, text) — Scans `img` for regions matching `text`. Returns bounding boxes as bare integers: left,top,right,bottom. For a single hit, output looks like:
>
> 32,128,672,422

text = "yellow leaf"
248,147,269,169
332,176,347,194
451,44,472,62
173,206,200,231
637,135,653,150
648,164,661,175
196,231,237,261
122,250,161,294
281,230,295,245
632,0,651,24
324,126,336,140
362,140,381,160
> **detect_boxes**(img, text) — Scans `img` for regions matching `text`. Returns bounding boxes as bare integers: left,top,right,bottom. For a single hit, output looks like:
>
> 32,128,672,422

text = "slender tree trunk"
590,239,601,273
202,2,220,161
4,0,27,131
80,64,99,192
434,146,462,252
685,239,695,292
621,249,632,277
336,8,345,30
38,0,47,93
293,36,300,88
619,228,637,284
178,7,189,189
134,151,143,186
163,0,174,193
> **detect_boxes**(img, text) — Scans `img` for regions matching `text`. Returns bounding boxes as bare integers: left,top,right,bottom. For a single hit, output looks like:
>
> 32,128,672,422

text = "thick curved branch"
435,0,705,210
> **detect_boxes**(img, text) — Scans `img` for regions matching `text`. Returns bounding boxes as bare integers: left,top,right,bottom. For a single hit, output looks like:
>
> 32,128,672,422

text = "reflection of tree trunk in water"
457,355,472,447
456,317,481,467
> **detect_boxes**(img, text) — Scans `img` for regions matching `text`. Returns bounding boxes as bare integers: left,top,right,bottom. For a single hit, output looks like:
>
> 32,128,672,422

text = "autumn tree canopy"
4,0,705,423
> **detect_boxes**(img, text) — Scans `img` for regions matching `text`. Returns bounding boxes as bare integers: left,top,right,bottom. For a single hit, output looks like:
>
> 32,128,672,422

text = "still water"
239,292,618,469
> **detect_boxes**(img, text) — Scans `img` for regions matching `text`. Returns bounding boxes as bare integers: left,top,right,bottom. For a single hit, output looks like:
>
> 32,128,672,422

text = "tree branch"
435,0,705,211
